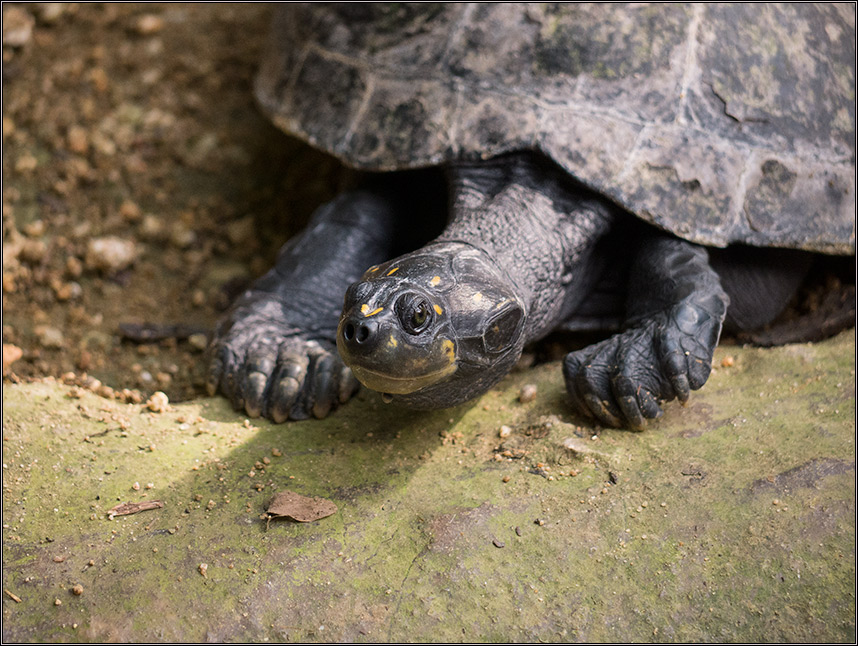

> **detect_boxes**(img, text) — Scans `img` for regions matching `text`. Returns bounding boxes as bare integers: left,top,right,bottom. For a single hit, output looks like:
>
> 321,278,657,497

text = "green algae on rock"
2,332,855,642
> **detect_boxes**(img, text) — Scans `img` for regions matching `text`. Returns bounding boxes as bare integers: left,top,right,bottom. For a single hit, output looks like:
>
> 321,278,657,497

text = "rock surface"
3,333,854,642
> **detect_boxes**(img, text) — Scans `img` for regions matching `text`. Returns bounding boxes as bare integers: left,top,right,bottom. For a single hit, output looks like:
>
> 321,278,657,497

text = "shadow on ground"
3,333,855,642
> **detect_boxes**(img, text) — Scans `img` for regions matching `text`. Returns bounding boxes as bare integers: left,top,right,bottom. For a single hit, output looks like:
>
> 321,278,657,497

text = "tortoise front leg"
207,191,399,421
563,236,729,429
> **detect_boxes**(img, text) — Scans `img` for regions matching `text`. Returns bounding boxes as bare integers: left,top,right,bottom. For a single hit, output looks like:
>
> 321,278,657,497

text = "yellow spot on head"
367,265,380,273
387,335,398,348
360,304,369,315
430,275,441,286
365,307,384,317
441,339,456,362
386,267,400,276
433,304,443,315
473,292,483,304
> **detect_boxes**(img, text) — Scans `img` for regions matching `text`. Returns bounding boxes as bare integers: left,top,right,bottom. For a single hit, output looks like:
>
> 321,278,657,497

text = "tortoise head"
336,242,526,408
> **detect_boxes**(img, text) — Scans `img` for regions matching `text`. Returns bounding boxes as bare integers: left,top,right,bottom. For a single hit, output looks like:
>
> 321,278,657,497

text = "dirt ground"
3,3,348,403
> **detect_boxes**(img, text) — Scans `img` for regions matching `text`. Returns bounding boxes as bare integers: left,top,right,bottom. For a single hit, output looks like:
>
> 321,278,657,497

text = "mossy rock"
2,333,855,642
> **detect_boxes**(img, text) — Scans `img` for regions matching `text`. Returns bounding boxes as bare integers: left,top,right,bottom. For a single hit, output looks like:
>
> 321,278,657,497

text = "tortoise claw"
563,305,719,429
208,316,355,423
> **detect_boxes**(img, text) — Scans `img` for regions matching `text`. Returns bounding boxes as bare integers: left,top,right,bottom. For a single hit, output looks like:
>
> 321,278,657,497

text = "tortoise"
207,3,855,428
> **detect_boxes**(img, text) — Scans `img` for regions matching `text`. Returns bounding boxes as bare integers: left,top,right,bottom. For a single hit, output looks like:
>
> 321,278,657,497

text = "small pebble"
138,214,165,240
146,391,169,413
720,356,734,368
71,584,83,596
2,5,35,47
67,125,89,154
519,383,538,403
3,344,23,372
19,239,46,263
135,14,164,35
498,425,511,438
198,563,208,578
35,326,65,349
22,220,46,237
65,256,83,278
14,153,37,173
85,237,137,273
54,282,82,301
35,3,67,24
188,333,208,352
492,538,505,549
89,67,109,93
119,199,142,222
169,222,196,249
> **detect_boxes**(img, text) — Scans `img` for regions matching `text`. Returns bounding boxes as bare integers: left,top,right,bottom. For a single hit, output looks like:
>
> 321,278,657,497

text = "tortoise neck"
437,152,615,341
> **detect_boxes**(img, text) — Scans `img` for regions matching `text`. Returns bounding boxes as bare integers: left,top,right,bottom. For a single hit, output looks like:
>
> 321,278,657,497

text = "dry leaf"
266,490,337,523
107,500,164,520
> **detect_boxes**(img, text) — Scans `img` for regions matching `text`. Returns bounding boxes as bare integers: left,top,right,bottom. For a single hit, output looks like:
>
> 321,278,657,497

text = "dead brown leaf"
266,490,337,523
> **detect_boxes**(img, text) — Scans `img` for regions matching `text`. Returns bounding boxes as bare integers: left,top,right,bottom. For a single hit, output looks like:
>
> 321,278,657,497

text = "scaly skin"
207,191,400,421
564,238,729,429
439,157,730,428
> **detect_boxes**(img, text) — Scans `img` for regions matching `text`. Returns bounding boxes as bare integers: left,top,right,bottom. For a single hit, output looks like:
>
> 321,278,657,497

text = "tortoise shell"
255,3,855,254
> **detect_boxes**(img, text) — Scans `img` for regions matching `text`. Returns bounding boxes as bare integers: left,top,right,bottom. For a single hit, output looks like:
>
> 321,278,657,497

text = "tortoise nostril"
342,318,377,349
357,325,370,343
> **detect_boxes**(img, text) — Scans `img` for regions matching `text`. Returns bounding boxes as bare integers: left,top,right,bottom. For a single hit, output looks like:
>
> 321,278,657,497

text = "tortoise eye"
396,295,433,335
411,303,429,328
